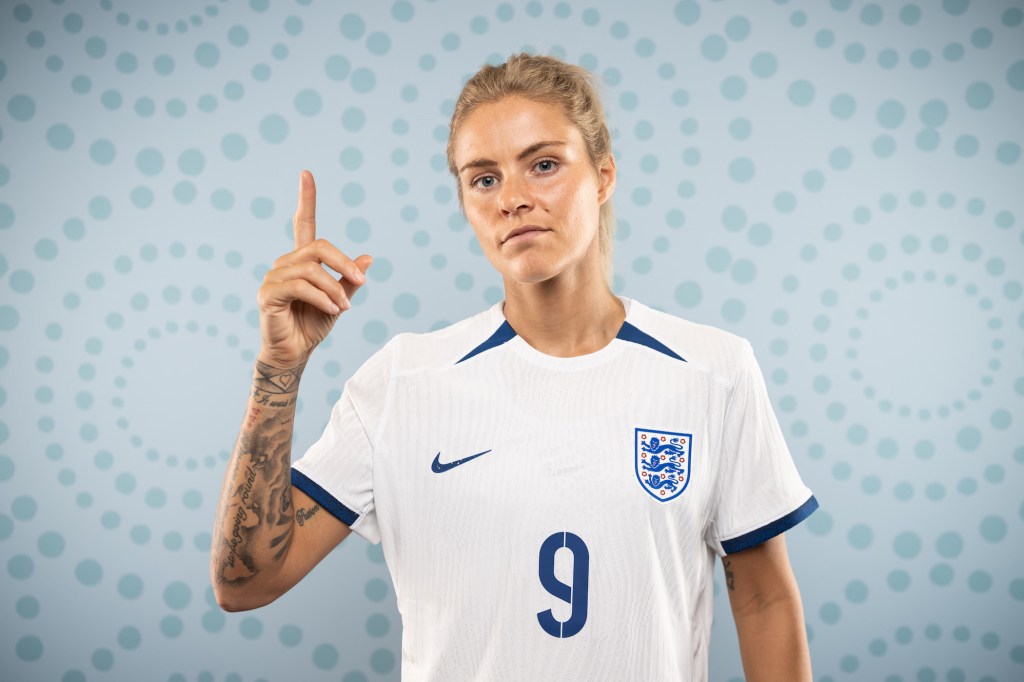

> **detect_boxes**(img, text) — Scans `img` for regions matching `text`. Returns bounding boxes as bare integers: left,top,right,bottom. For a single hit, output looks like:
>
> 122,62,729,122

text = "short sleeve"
706,339,818,557
290,337,396,545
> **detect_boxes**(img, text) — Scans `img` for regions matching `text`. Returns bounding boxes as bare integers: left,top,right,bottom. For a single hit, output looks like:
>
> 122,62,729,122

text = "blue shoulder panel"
455,320,518,364
617,320,687,362
455,318,687,364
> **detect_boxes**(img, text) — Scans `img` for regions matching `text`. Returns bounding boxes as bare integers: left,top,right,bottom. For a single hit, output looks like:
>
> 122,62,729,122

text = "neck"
501,274,625,359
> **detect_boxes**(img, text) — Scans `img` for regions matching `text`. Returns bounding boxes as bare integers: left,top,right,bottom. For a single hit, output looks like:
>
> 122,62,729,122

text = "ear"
596,153,616,205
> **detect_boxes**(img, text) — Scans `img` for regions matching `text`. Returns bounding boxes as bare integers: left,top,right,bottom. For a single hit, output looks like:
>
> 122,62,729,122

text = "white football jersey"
291,294,818,681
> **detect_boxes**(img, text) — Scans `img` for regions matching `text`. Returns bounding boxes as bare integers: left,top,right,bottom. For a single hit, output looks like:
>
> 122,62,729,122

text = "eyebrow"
458,140,567,174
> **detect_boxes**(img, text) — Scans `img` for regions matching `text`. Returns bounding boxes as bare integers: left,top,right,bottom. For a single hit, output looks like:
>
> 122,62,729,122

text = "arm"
210,353,352,612
723,534,812,682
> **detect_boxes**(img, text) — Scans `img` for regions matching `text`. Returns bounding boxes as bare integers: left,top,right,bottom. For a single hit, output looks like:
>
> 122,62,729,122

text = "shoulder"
627,297,751,388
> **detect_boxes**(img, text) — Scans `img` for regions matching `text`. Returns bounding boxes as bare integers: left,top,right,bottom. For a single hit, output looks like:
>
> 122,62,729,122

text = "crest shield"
635,428,692,502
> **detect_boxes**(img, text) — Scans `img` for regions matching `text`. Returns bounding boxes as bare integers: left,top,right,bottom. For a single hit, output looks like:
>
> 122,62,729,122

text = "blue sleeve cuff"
721,494,819,555
290,467,360,527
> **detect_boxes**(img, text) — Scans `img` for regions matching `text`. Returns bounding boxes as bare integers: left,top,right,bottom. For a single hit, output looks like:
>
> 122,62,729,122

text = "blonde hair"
446,52,616,289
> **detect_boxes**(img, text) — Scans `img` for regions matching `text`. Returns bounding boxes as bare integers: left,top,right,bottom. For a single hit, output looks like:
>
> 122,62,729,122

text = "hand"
255,170,372,367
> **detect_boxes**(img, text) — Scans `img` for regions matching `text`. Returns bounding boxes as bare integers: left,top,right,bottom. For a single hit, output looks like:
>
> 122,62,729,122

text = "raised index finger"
293,169,316,251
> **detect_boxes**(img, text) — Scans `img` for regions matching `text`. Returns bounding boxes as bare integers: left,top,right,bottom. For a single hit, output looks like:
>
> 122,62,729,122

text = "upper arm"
265,485,353,601
722,534,801,619
723,534,814,681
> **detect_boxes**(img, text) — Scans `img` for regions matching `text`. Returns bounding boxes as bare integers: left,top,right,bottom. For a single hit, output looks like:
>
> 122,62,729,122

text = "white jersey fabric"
291,294,818,681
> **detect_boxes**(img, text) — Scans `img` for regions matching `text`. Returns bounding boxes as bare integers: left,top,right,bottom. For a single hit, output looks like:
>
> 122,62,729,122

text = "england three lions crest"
635,428,692,502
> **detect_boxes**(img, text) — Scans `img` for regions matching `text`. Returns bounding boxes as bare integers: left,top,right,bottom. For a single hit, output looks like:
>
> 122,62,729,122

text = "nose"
498,175,531,217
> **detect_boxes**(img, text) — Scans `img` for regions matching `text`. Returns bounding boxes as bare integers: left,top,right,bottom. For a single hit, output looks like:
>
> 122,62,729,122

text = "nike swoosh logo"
431,449,492,473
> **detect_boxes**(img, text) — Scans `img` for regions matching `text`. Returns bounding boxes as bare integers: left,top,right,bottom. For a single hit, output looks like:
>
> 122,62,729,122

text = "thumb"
340,254,373,294
356,254,374,275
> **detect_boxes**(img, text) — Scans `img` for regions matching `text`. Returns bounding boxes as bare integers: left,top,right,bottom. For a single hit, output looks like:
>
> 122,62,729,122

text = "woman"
211,52,818,681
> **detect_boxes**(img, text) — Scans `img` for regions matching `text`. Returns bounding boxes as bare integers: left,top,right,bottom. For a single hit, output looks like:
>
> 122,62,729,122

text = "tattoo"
296,504,320,527
724,558,736,591
211,357,306,587
253,357,307,394
253,392,297,409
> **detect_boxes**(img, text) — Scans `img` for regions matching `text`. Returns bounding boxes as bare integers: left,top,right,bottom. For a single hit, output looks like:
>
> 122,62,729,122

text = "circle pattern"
0,2,1020,680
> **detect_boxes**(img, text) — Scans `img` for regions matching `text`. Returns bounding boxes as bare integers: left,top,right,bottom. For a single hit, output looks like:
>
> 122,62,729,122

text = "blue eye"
471,158,559,190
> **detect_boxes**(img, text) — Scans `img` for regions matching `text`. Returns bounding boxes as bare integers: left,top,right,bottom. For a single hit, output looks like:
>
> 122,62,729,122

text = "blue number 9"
537,531,590,638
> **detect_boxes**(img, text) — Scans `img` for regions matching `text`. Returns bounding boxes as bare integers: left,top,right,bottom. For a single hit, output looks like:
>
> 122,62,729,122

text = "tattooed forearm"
296,504,320,527
211,356,307,594
724,558,736,591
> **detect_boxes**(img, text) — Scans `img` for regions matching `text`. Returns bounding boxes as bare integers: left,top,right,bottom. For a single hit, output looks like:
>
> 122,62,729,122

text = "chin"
504,258,567,285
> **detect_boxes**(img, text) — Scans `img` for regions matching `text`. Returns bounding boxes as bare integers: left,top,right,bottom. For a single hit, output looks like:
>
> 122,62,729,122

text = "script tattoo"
296,504,321,527
723,558,736,591
212,356,308,587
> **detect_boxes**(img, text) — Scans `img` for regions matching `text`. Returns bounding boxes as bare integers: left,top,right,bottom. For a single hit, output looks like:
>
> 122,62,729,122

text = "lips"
503,225,548,243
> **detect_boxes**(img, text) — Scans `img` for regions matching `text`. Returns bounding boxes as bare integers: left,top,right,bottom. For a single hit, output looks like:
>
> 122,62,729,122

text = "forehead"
455,96,580,160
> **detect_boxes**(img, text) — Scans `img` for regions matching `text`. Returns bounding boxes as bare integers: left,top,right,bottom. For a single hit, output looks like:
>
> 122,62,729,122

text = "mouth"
503,226,549,244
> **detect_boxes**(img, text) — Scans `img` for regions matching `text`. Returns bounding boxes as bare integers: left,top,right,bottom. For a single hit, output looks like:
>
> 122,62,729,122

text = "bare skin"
453,95,623,357
211,356,306,589
209,171,368,611
724,535,813,681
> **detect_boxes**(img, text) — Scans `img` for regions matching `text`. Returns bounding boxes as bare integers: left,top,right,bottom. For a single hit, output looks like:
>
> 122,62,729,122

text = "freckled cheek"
530,184,571,214
462,201,502,248
462,196,489,223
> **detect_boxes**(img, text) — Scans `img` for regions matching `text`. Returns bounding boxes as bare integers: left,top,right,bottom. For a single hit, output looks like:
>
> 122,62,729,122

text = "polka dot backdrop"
0,0,1021,680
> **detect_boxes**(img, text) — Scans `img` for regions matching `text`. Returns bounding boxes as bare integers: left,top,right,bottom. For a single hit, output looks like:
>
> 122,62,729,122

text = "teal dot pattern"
0,1,1021,680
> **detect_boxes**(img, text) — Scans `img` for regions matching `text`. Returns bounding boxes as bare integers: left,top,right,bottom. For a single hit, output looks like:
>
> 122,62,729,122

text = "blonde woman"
212,52,818,681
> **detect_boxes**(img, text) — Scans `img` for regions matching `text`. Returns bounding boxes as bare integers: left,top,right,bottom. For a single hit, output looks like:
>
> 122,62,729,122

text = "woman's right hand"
256,170,372,368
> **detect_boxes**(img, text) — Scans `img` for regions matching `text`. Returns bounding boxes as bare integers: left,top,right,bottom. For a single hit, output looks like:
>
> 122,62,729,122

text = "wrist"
255,348,314,371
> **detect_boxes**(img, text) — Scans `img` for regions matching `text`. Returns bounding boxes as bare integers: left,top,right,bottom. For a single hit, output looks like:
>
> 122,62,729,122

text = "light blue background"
1,0,1022,680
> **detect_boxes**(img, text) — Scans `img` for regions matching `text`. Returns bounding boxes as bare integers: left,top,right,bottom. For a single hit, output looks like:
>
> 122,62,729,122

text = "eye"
468,174,495,190
471,157,561,189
